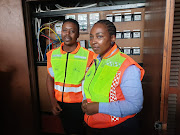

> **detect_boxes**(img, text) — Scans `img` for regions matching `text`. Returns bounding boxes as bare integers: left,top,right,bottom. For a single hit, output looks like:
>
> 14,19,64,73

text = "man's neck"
63,43,77,52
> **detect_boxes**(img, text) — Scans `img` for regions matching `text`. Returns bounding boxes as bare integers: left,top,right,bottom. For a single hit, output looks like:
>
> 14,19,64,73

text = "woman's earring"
111,42,115,46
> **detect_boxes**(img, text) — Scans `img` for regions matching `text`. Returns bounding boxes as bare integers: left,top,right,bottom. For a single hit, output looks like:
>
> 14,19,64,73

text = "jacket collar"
60,42,80,54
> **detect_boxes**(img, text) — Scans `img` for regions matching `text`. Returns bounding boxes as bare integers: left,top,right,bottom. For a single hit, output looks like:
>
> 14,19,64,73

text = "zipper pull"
94,59,97,70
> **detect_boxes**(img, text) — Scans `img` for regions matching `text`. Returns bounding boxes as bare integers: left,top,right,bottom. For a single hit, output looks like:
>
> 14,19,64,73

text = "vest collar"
93,44,119,59
60,42,81,54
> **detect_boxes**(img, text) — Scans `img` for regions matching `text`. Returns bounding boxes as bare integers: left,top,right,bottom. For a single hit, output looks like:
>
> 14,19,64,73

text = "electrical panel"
33,6,144,64
66,8,145,64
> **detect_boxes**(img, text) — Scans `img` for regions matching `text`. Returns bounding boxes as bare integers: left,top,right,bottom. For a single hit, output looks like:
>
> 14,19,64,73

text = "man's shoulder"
47,47,60,55
80,47,94,54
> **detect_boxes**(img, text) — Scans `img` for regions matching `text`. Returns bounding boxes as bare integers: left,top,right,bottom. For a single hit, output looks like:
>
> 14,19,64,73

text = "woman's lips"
92,47,98,50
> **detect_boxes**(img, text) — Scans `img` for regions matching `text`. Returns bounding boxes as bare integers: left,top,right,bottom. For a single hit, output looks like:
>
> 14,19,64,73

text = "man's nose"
65,30,70,35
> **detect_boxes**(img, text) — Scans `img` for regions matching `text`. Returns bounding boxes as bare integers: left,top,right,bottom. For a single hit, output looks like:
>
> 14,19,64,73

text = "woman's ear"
111,35,116,45
77,33,80,39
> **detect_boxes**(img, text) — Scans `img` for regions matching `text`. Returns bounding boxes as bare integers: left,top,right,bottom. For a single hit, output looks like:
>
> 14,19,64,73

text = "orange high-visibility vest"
83,44,145,128
47,42,94,103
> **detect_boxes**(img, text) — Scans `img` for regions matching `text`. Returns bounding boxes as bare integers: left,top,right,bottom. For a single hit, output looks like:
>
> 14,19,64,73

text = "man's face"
61,21,79,46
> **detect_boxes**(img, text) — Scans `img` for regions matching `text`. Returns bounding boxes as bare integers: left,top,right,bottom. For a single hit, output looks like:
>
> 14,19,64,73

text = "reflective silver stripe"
74,55,87,59
52,54,62,57
82,80,85,96
48,67,54,77
105,48,118,58
54,85,82,93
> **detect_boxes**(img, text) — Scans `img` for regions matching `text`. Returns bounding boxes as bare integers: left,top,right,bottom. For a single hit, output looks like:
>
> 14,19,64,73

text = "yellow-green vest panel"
84,52,126,102
51,47,89,85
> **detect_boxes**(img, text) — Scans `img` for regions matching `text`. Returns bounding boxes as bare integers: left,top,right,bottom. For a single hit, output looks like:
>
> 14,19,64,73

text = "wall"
142,0,166,134
0,0,39,134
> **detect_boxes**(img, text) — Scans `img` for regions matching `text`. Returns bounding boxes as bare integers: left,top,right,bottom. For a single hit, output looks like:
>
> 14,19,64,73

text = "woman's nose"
92,37,97,44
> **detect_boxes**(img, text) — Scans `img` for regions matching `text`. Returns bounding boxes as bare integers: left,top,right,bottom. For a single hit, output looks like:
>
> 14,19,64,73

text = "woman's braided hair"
94,19,116,37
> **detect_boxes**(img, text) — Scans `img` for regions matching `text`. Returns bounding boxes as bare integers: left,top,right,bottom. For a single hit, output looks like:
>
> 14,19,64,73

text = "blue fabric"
99,65,143,117
83,55,143,117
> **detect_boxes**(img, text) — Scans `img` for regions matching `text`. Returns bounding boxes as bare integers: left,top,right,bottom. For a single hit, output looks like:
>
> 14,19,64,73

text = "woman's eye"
90,36,93,40
97,36,103,38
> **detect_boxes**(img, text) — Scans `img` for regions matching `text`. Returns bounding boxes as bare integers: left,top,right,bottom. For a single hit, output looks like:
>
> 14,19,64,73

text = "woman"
81,20,145,135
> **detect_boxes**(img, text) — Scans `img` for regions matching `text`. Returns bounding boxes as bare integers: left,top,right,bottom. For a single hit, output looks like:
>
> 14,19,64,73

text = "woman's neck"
100,45,113,58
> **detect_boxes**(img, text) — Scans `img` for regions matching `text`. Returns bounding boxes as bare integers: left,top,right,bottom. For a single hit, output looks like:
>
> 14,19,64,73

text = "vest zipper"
87,59,98,124
94,59,97,75
62,52,70,103
87,59,98,98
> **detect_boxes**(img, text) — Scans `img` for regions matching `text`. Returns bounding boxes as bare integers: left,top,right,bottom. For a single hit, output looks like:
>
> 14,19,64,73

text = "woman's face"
90,23,115,57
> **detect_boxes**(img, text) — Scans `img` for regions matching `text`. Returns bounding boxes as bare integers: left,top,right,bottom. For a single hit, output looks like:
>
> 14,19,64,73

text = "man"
46,19,94,135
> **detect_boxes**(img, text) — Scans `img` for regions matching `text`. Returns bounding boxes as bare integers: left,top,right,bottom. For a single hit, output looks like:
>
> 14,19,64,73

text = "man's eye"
62,29,67,32
70,30,75,33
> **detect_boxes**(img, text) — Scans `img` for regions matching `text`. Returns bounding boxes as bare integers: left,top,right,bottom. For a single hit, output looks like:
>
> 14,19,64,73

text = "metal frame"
33,3,145,18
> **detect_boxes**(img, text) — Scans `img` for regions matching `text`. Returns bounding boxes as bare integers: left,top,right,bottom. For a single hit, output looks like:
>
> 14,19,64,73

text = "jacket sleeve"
99,65,144,117
46,50,54,78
